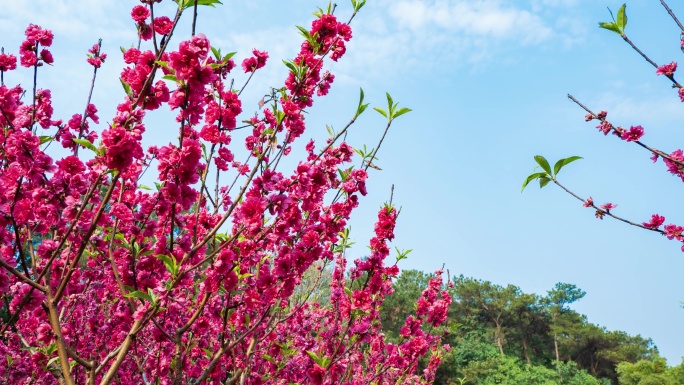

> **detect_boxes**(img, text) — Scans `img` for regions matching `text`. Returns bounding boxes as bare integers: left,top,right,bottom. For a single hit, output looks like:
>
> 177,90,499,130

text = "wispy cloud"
329,0,587,84
390,0,552,44
0,0,131,41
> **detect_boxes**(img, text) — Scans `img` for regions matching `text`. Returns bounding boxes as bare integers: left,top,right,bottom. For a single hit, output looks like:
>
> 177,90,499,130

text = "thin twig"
192,0,199,36
660,0,684,32
567,94,684,168
75,39,102,157
553,179,664,233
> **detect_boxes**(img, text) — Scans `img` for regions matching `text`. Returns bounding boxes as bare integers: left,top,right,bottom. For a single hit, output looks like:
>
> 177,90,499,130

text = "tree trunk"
522,335,531,365
553,313,563,384
495,322,504,355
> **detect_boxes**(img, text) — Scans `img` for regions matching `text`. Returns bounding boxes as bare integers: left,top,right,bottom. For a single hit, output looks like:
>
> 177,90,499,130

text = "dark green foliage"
380,270,670,385
617,357,684,385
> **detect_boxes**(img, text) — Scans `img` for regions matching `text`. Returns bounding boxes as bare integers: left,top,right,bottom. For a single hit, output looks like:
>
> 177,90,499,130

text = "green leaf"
283,59,298,73
211,46,221,60
120,78,132,96
296,25,312,40
124,290,153,302
162,75,180,83
393,107,411,119
598,21,622,35
521,172,547,192
395,247,412,262
553,156,583,176
73,138,98,153
616,4,627,32
39,135,53,145
385,92,394,110
45,342,57,355
46,356,60,368
262,354,276,364
173,0,223,9
373,107,388,118
356,88,369,117
539,176,551,188
155,254,178,276
533,155,552,176
306,350,323,366
354,0,367,11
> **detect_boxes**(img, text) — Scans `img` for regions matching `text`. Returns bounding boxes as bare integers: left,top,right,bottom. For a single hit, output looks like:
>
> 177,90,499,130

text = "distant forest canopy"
378,269,684,385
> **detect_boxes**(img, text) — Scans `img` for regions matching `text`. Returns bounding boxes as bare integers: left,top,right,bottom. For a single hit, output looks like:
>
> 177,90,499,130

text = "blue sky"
1,0,684,364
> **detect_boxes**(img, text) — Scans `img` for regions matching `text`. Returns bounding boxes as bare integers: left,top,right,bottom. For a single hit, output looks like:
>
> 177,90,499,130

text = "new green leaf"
534,155,552,176
174,0,223,9
598,22,622,35
539,176,551,188
373,107,388,118
616,4,627,31
73,138,98,153
393,107,411,119
356,88,369,117
553,156,583,176
124,290,154,303
522,172,547,192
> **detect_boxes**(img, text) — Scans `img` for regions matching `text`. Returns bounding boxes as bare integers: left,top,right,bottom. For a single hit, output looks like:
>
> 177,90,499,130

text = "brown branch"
567,94,684,168
552,179,664,233
0,258,47,292
75,38,102,157
98,315,146,385
176,290,211,337
191,310,268,384
39,173,104,286
53,173,120,303
660,0,684,32
192,0,199,37
46,292,75,385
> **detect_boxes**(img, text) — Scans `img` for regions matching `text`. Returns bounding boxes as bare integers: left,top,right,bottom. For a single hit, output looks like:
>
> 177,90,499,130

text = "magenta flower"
597,120,613,135
25,24,53,46
241,49,269,72
664,224,684,240
656,61,677,76
130,5,150,23
650,151,659,163
86,43,107,68
600,202,617,211
642,214,665,229
620,125,644,142
153,16,173,35
0,52,17,71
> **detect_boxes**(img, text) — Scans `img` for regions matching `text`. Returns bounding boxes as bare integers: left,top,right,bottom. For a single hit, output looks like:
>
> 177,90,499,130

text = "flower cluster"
0,3,446,384
19,24,54,67
0,51,17,72
656,61,677,76
86,43,107,68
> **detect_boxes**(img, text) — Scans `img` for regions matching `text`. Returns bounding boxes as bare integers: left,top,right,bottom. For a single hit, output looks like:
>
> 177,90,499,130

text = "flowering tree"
0,1,451,384
523,1,684,252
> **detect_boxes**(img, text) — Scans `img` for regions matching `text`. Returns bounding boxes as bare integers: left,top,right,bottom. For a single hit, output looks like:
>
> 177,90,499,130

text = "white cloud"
390,0,552,44
324,0,589,86
0,0,131,41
